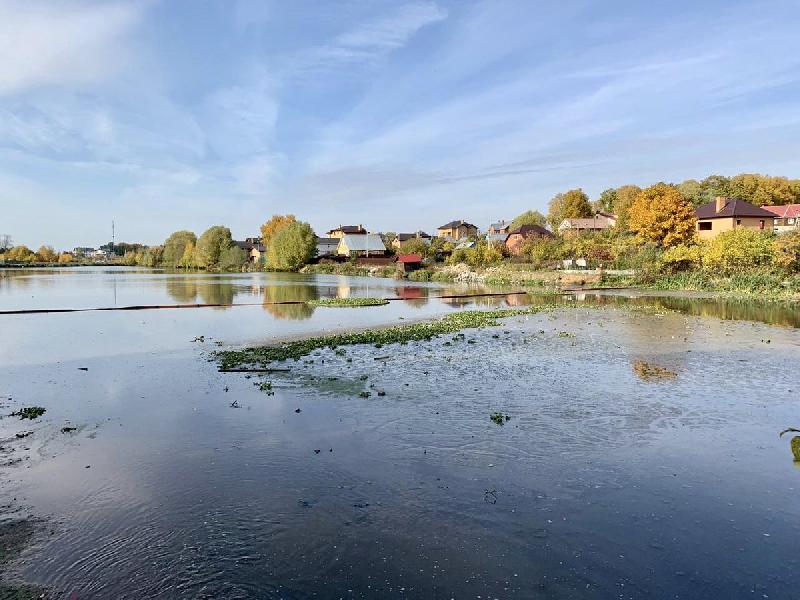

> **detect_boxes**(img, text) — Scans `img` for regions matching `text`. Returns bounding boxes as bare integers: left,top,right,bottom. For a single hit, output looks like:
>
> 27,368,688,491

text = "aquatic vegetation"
307,297,390,307
359,391,371,398
216,304,564,370
10,407,46,420
632,360,677,381
61,426,78,433
490,412,510,425
780,428,800,461
256,381,274,395
557,331,575,338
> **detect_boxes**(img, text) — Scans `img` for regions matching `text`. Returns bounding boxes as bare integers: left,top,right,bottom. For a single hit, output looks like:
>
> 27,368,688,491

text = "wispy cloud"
0,0,146,96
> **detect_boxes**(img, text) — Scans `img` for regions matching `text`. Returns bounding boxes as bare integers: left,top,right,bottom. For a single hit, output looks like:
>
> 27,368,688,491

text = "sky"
1,0,800,249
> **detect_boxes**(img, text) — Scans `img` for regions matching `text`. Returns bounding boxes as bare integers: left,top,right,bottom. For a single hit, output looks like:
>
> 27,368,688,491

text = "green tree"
613,185,642,230
699,175,731,205
195,225,235,269
179,241,196,268
162,231,197,268
220,245,247,270
398,238,430,256
266,221,316,271
628,183,696,247
510,210,547,230
677,179,704,207
260,215,296,248
594,188,617,213
547,189,592,230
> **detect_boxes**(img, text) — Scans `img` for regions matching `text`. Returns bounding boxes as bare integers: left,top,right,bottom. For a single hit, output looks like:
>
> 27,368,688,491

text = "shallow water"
1,268,799,598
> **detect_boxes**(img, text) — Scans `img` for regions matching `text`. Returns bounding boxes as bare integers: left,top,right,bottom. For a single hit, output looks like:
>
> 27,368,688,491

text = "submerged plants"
307,297,389,308
10,407,46,420
216,304,565,371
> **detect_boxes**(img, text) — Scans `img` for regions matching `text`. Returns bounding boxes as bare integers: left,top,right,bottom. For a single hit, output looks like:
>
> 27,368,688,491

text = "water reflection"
262,284,318,320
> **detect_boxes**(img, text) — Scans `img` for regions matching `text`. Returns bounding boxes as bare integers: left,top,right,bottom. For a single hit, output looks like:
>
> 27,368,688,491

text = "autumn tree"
628,183,696,247
36,245,57,263
728,173,800,206
260,215,297,248
0,235,11,251
398,238,429,257
594,189,617,213
179,240,196,268
195,225,235,269
510,210,547,230
612,185,642,230
162,230,197,268
547,189,592,230
266,221,316,271
6,245,35,262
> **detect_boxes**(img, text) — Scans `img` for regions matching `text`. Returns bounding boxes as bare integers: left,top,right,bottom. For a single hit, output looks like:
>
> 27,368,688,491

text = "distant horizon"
3,0,800,249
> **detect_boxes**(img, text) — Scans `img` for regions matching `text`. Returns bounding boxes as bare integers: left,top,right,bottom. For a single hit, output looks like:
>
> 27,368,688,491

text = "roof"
762,204,800,219
489,220,511,230
339,234,386,252
454,239,476,250
327,225,366,235
486,233,508,244
396,231,431,241
508,224,554,238
316,237,339,246
397,253,423,263
696,198,775,220
559,217,615,230
438,220,478,230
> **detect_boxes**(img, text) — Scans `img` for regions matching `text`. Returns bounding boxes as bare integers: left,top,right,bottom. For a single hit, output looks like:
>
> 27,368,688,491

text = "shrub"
701,229,775,275
773,230,800,273
660,244,702,272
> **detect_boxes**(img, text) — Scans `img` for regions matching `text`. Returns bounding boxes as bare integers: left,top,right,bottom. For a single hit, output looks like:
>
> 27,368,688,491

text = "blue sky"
2,0,800,249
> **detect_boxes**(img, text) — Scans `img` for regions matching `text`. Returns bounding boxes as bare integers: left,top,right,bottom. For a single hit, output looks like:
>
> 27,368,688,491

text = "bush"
773,230,800,273
660,244,702,273
701,229,775,275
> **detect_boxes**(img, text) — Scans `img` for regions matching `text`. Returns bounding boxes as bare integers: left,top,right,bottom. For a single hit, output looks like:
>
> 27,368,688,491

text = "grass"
10,407,46,420
307,297,390,308
216,304,564,370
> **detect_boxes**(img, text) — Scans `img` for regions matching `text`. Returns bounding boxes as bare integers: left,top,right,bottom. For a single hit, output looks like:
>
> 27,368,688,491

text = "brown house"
437,220,478,241
505,224,555,255
327,224,367,239
695,197,774,240
558,212,617,237
392,231,432,249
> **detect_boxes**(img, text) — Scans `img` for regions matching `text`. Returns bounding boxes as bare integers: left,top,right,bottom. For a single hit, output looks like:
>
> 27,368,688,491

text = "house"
337,234,387,257
488,220,512,235
396,253,423,272
234,240,266,264
695,197,774,240
762,204,800,234
558,213,617,237
505,225,555,255
327,224,367,239
316,237,339,258
437,220,478,241
73,247,95,257
391,231,432,249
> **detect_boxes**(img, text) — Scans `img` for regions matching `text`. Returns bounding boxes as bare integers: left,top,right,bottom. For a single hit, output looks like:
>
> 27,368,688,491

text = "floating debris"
15,431,32,439
632,360,677,381
61,426,78,434
490,412,510,425
307,297,389,308
359,391,371,399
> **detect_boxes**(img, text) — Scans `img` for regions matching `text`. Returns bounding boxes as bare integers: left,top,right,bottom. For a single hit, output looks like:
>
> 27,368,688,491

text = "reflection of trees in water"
165,278,198,303
198,282,235,307
262,284,318,320
653,296,800,328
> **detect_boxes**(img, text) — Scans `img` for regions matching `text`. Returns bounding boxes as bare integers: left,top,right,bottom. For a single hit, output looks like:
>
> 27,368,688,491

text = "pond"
1,267,799,598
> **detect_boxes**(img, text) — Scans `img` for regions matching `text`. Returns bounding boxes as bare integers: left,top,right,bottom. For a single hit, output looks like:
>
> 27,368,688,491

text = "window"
698,222,712,231
736,219,742,225
759,220,765,230
789,218,796,225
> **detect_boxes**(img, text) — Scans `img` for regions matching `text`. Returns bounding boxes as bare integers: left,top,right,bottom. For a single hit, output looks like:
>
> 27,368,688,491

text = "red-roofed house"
396,253,423,272
762,204,800,234
695,197,774,240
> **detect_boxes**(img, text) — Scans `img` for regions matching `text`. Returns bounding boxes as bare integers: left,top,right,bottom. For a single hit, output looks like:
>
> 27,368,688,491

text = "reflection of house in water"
395,286,429,308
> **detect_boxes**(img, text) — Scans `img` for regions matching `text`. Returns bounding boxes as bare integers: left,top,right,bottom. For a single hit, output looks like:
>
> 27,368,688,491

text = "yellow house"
695,197,774,240
437,220,478,241
326,225,366,239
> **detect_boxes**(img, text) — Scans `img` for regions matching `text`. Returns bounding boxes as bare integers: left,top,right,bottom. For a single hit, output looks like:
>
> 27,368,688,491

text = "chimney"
715,196,726,213
459,219,464,224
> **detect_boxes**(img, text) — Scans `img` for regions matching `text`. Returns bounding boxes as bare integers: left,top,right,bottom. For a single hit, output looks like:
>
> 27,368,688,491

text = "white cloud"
0,0,145,95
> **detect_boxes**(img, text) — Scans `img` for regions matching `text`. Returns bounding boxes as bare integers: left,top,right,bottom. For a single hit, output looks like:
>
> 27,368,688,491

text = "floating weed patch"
557,331,575,338
490,412,510,425
216,305,565,370
632,360,677,381
11,407,46,420
256,381,275,395
307,297,389,308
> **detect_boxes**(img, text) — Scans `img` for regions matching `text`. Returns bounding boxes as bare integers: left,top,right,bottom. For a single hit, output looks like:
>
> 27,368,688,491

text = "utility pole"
111,220,115,256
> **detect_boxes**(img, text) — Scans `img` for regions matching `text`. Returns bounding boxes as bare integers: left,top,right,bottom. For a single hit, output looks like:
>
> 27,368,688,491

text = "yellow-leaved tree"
628,183,696,247
260,215,297,248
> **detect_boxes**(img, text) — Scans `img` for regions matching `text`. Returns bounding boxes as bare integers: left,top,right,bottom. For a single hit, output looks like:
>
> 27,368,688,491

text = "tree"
36,245,57,263
6,245,35,262
58,252,74,264
699,175,731,205
260,215,296,248
612,185,642,230
266,221,316,271
398,238,430,257
0,234,11,251
195,226,235,269
772,230,800,273
162,231,197,268
628,183,696,247
179,240,196,268
220,245,247,270
594,189,617,213
547,189,592,230
677,179,704,207
728,173,800,206
510,210,547,230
